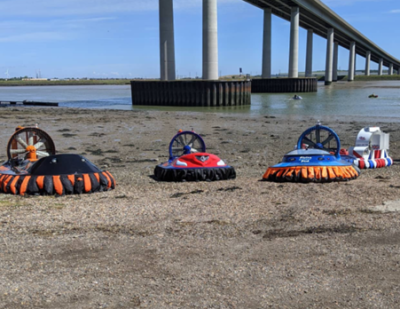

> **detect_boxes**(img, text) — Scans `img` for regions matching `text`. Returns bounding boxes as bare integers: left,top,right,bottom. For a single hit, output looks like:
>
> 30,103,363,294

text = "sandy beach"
1,103,400,308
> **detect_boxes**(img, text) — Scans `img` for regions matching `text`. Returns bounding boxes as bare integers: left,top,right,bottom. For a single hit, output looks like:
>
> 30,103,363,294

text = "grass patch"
48,203,65,210
354,75,400,81
0,200,17,207
0,199,27,208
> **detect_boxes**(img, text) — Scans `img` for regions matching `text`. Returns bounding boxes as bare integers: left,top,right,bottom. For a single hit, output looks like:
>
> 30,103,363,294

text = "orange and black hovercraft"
0,126,115,196
154,130,236,182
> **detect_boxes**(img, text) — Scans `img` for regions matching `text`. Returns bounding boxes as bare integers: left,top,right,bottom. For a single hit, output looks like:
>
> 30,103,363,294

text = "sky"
1,0,400,79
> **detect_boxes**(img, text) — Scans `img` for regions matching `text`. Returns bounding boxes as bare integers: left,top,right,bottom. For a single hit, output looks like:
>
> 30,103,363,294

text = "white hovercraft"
344,127,393,169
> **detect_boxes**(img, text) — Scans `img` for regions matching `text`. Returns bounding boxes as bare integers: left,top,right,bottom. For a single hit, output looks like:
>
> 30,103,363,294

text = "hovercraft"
0,126,115,196
368,94,378,98
346,126,393,169
263,123,360,182
154,130,236,182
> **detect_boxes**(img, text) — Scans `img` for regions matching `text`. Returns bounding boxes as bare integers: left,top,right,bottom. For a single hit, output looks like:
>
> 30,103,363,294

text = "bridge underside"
243,0,399,69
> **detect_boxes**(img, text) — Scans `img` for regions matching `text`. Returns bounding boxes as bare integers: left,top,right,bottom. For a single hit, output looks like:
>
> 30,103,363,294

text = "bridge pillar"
262,8,272,78
389,63,393,75
348,41,355,81
159,0,176,81
378,58,383,75
354,53,357,74
365,51,371,76
333,41,338,81
305,29,313,77
203,0,219,80
288,7,299,78
325,28,334,85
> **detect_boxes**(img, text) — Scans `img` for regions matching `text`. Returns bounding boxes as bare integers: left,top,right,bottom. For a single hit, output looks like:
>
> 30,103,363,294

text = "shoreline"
4,103,400,124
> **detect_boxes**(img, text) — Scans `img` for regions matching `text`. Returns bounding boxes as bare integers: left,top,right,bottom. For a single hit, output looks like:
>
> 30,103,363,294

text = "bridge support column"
288,6,299,78
348,41,355,81
159,0,176,80
305,29,313,77
325,28,334,85
365,51,371,76
203,0,219,80
354,54,357,74
378,58,383,75
333,41,338,81
262,8,272,78
389,63,393,75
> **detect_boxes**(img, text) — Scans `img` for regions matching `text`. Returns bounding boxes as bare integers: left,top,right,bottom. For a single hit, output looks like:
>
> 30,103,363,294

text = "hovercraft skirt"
154,165,236,182
263,165,360,183
0,171,115,196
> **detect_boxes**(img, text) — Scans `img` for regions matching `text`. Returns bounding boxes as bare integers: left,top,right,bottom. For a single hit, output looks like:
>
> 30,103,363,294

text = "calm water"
1,81,400,118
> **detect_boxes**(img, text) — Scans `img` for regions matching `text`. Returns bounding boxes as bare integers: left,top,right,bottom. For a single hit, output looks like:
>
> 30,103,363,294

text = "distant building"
22,78,48,81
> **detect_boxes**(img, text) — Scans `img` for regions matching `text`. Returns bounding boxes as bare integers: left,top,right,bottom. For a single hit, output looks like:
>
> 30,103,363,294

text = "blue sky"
1,0,400,79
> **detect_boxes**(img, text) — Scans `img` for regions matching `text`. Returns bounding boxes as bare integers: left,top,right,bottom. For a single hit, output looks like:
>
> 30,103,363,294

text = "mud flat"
0,107,400,308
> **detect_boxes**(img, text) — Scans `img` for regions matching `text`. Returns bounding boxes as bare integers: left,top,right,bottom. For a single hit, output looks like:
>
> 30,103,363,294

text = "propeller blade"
34,141,44,149
302,137,317,148
9,149,27,154
36,151,50,157
16,137,28,148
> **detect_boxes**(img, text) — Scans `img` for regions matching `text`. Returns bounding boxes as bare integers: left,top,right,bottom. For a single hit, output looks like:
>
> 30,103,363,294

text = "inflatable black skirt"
154,165,236,182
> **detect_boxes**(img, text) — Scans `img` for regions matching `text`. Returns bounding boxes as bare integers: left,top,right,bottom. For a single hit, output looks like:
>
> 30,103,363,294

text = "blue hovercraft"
263,123,360,182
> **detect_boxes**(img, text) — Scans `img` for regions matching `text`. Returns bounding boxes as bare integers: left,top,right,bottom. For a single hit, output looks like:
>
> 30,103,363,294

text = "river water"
1,81,399,118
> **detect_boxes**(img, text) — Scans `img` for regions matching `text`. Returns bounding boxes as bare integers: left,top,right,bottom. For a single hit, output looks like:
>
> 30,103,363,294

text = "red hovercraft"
0,126,115,196
154,130,236,182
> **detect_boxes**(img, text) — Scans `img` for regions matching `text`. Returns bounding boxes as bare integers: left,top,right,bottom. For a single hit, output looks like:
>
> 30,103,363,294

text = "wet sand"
0,106,400,308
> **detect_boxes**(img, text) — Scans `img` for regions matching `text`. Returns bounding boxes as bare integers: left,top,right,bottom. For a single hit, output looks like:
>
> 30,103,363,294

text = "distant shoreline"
0,79,132,87
0,75,399,87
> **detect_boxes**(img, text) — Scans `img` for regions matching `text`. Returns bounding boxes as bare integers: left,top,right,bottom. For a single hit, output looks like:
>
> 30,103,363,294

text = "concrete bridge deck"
243,0,400,70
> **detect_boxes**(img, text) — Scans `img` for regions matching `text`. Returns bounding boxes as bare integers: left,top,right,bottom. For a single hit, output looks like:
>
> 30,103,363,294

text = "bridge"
159,0,400,85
